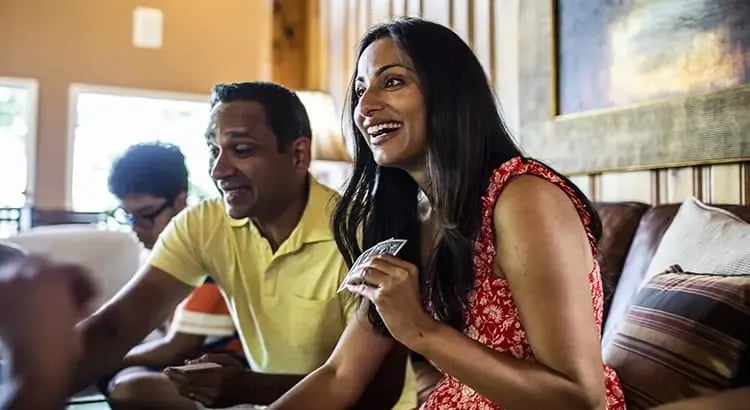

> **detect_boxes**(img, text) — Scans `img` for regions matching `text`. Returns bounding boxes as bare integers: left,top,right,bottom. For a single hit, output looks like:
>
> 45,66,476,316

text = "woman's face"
353,37,427,169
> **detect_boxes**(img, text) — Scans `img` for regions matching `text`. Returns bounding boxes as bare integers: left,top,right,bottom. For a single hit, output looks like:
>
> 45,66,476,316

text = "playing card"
337,238,407,293
169,362,222,373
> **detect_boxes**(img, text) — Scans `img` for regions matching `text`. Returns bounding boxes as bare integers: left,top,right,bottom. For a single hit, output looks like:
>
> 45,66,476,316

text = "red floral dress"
421,157,626,410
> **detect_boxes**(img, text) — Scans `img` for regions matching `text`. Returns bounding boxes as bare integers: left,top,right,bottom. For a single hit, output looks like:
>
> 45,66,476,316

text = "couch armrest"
651,387,750,410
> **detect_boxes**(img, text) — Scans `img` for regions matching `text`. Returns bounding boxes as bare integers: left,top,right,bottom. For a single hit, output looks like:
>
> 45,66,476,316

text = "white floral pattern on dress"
421,157,626,410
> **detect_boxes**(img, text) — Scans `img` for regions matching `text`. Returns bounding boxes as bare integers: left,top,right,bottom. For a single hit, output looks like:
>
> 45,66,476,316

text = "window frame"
0,76,39,207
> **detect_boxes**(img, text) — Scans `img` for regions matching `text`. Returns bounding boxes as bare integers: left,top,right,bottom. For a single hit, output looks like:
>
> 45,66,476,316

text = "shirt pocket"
282,294,344,359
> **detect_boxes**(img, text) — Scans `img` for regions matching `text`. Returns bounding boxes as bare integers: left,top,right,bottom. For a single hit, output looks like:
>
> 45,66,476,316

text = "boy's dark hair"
108,142,188,201
210,82,312,151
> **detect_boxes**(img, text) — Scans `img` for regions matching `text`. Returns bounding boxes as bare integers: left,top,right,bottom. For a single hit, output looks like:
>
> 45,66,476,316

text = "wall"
310,0,749,206
0,0,273,208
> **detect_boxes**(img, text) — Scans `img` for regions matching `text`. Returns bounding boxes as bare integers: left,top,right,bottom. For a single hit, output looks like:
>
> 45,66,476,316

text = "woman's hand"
342,254,438,350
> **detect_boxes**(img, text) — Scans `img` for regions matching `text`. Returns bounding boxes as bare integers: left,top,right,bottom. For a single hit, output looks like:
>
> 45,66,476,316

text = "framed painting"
518,0,750,174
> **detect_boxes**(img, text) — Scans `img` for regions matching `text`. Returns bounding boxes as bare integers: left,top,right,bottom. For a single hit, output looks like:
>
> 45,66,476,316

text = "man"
73,82,415,409
103,142,244,409
0,247,95,410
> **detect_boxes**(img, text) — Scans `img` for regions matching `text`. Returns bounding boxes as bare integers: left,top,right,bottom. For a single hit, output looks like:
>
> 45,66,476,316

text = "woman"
271,17,625,410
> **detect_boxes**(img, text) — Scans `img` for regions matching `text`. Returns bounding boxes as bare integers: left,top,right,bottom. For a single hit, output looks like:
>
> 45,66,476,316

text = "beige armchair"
4,225,144,311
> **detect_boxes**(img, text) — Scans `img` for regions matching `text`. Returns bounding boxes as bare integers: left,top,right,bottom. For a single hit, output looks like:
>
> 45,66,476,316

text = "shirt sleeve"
171,280,236,336
147,204,209,287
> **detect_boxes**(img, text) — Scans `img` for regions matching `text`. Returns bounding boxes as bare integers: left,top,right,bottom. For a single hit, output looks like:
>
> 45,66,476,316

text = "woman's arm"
269,302,406,410
409,175,607,410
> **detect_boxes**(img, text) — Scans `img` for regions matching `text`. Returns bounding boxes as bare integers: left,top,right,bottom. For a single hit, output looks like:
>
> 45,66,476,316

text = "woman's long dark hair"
332,18,601,334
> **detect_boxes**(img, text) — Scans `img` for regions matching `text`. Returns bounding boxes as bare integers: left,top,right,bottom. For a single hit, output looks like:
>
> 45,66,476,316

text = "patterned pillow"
603,265,750,410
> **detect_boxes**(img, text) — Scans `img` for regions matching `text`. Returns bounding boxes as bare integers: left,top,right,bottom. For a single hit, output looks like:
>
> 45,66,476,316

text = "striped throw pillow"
603,265,750,410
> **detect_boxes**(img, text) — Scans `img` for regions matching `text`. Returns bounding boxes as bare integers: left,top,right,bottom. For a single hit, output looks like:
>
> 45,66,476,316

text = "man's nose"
210,150,234,180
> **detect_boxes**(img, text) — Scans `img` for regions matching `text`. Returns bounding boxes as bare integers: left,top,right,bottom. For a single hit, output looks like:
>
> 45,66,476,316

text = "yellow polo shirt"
148,177,416,409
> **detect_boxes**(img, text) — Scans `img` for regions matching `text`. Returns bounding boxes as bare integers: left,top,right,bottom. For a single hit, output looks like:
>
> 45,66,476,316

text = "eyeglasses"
110,201,172,229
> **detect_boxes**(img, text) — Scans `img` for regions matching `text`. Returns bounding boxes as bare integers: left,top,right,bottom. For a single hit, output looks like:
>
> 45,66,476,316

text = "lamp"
296,90,351,162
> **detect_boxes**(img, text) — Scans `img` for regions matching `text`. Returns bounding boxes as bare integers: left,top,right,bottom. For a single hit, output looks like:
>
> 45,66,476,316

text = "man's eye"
235,145,253,154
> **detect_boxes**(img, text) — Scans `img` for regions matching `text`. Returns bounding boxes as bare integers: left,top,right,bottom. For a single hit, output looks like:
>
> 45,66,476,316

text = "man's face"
207,101,310,220
118,193,183,249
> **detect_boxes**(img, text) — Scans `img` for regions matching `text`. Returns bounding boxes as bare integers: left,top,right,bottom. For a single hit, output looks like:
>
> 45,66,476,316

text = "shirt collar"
227,175,337,247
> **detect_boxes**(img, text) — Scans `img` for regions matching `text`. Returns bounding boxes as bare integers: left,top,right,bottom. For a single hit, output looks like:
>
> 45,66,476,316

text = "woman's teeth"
367,122,402,136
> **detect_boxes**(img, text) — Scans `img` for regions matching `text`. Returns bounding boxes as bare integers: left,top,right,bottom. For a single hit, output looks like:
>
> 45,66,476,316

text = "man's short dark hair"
210,82,312,150
108,142,188,201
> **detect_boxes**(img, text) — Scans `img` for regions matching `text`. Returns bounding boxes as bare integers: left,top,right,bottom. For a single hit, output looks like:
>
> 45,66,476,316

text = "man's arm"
71,266,193,393
165,303,406,409
120,330,206,369
165,359,308,408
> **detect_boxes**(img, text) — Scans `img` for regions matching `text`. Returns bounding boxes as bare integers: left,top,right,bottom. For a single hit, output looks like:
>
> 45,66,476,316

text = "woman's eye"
385,78,404,88
355,86,366,97
208,145,219,157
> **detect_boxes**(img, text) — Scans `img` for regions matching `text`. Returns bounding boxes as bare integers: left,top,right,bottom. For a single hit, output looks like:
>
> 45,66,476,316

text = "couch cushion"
603,266,750,409
602,198,750,347
0,240,26,263
594,202,652,324
5,225,142,311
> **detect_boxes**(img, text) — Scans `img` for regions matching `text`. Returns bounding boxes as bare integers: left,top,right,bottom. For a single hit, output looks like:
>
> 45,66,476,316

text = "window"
68,85,218,212
0,78,37,208
0,78,37,238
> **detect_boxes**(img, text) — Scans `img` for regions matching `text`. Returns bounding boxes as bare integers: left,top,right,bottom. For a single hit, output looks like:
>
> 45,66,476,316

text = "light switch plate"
132,6,163,49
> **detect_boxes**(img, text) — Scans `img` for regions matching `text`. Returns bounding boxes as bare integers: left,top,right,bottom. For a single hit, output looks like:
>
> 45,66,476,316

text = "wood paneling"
369,0,391,25
743,163,750,205
451,0,472,43
664,167,695,204
309,0,749,207
273,0,310,89
598,171,652,203
422,0,451,26
569,175,592,200
392,0,407,17
708,164,743,204
406,0,422,16
566,163,748,206
472,0,494,78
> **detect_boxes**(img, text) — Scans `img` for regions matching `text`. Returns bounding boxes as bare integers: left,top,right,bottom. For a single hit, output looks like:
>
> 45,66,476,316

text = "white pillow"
643,196,749,279
602,196,750,349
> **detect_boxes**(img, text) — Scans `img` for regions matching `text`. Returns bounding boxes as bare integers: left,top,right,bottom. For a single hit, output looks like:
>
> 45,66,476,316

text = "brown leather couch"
413,201,750,406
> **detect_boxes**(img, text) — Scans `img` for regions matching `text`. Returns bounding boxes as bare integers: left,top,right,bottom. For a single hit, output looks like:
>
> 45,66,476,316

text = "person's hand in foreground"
0,255,96,410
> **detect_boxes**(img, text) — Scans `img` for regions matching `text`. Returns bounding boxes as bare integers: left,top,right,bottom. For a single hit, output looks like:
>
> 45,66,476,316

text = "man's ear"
289,137,311,170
